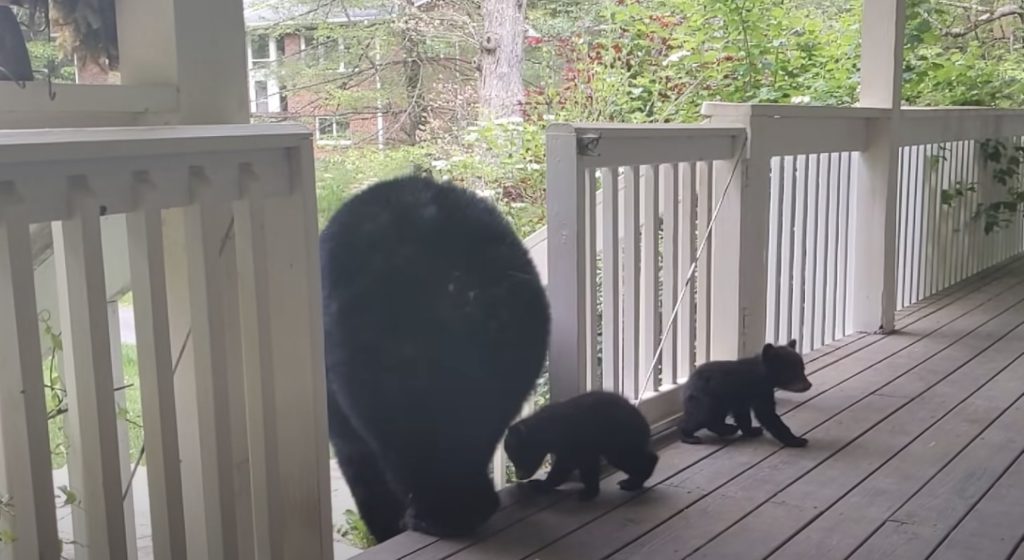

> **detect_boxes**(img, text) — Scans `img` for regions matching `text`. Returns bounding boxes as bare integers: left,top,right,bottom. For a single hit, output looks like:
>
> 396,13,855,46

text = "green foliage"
976,139,1024,234
533,0,861,124
338,509,377,549
902,0,1024,107
315,144,431,227
25,41,77,83
0,494,14,545
315,118,547,237
40,301,144,471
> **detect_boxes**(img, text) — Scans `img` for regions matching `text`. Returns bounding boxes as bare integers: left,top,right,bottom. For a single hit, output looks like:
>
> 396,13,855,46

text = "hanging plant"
22,0,118,70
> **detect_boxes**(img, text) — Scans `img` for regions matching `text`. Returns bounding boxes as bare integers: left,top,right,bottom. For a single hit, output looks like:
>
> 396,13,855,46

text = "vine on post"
935,138,1024,235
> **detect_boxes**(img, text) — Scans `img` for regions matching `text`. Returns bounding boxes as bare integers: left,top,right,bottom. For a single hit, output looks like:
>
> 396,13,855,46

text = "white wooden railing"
0,125,332,560
545,104,1024,429
545,124,746,427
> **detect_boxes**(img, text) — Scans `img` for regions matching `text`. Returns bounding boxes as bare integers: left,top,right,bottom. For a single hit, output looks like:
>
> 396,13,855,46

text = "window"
302,33,348,71
254,80,269,113
251,34,271,62
315,116,351,145
276,36,287,60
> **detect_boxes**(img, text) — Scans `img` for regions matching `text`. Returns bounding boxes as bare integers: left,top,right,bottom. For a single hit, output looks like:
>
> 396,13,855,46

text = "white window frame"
315,116,352,146
247,32,286,114
300,32,348,72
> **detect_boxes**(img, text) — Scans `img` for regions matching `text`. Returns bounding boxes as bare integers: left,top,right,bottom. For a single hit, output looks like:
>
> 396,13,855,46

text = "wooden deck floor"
354,258,1024,560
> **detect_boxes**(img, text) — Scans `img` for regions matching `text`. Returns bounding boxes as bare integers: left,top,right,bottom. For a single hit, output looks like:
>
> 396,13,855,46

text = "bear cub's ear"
762,343,776,359
786,339,798,350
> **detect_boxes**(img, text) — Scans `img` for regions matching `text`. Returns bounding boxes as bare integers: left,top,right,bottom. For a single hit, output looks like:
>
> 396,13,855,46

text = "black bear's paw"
617,477,644,492
578,487,599,501
782,436,808,448
405,514,467,539
679,433,703,445
711,423,740,437
741,426,764,438
525,479,556,493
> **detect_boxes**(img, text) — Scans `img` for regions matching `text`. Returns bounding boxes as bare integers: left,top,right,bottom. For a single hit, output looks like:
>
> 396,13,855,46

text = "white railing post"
0,184,60,560
253,144,333,558
53,179,129,560
851,0,905,333
851,115,901,333
703,112,769,359
124,195,188,560
106,301,138,560
546,124,588,402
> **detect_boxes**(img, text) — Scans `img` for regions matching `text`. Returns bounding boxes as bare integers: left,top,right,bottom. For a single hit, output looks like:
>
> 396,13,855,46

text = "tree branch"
946,4,1024,38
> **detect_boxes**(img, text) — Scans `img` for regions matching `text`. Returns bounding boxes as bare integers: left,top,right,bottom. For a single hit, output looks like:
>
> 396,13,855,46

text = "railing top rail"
703,101,1024,121
547,122,745,168
702,102,892,119
548,122,746,138
0,123,310,165
901,106,1024,118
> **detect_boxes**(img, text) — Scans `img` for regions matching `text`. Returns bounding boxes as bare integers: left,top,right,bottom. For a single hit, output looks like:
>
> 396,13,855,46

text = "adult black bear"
504,391,659,501
320,176,550,543
677,340,811,447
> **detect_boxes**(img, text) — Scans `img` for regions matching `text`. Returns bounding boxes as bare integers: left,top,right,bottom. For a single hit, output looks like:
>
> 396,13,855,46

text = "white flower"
431,159,449,169
791,95,812,105
662,50,691,65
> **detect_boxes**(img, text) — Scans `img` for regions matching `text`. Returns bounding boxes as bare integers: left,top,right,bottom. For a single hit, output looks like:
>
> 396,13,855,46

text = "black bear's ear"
787,339,798,350
762,343,775,358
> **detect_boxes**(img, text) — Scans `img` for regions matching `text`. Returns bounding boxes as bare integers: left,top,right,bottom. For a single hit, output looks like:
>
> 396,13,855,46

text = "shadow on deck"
355,257,1024,560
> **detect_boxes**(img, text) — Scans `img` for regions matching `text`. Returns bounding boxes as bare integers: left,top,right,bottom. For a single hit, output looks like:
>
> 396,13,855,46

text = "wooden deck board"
691,317,1024,560
848,389,1024,560
351,258,1024,560
929,449,1024,560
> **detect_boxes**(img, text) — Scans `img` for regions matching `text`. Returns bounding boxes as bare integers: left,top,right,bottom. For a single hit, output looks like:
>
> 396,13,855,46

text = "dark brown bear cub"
504,391,659,501
677,340,811,447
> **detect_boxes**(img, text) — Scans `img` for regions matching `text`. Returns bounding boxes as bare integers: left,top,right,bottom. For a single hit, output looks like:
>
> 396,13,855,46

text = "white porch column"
546,124,588,402
850,0,906,333
702,110,771,360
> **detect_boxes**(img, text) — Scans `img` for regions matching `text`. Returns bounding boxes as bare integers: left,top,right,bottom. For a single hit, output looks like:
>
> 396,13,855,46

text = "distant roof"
244,0,431,28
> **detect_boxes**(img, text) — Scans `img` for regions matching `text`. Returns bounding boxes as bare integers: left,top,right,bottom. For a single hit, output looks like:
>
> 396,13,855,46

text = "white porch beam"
850,0,906,333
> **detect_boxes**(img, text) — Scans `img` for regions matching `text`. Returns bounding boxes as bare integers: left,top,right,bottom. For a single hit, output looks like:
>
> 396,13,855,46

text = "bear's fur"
504,391,659,501
320,176,550,543
677,340,811,447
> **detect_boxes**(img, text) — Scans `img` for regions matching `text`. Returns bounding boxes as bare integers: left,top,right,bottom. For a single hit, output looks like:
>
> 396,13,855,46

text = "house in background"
243,0,431,147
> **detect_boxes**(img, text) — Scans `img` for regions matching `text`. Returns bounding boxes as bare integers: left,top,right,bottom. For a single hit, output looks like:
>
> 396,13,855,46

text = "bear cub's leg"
577,454,602,501
731,404,764,438
526,456,575,493
753,401,808,447
608,448,659,492
678,397,737,444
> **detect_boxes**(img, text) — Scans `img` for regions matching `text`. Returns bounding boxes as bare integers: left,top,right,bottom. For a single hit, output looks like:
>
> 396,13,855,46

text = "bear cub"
321,176,550,543
504,391,659,501
677,340,811,448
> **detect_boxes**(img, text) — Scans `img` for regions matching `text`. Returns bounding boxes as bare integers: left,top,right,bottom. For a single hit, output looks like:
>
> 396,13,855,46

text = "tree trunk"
479,0,525,120
399,0,426,145
0,5,33,82
401,35,425,144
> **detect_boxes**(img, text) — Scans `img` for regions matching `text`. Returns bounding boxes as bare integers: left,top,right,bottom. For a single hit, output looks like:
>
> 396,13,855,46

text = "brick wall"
270,32,387,146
